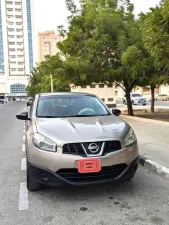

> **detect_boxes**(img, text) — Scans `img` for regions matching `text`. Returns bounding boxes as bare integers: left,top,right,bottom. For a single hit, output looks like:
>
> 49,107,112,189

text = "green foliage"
139,0,169,76
26,54,70,97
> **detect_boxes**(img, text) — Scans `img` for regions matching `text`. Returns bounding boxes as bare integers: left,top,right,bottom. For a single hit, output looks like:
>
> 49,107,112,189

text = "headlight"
32,133,57,152
124,128,136,147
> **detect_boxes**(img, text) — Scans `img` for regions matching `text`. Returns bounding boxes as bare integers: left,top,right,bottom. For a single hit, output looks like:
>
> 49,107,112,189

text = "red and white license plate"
78,158,101,173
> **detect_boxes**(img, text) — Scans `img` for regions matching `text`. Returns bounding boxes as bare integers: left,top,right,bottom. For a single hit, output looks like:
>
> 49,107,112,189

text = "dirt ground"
122,111,169,122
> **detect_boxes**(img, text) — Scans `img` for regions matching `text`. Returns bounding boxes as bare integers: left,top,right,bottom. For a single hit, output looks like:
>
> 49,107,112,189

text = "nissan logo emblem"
88,143,99,153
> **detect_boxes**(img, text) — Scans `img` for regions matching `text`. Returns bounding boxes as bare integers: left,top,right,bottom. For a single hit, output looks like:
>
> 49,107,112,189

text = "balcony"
16,31,23,36
15,11,22,16
8,31,15,36
17,64,25,69
6,10,14,16
10,63,17,69
8,37,15,42
9,58,16,63
7,23,14,28
9,51,17,55
15,25,23,30
15,18,22,23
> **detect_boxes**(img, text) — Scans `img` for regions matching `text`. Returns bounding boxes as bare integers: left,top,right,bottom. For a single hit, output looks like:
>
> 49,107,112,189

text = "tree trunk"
125,89,134,116
150,86,155,113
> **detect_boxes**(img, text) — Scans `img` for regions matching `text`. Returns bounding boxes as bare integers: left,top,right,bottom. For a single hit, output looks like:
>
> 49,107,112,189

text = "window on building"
15,15,22,19
8,35,15,38
90,84,95,88
15,9,21,12
9,55,16,59
8,28,14,32
7,15,14,19
18,55,23,58
16,22,22,25
17,42,23,45
7,8,13,11
9,48,15,51
107,83,113,88
17,49,23,51
17,35,23,38
16,29,22,32
142,87,150,92
8,22,14,25
10,61,16,64
99,84,104,88
10,69,16,72
108,98,114,102
10,84,26,93
9,42,15,45
15,2,21,5
18,62,24,65
81,85,86,88
18,69,24,71
6,1,13,4
115,91,118,96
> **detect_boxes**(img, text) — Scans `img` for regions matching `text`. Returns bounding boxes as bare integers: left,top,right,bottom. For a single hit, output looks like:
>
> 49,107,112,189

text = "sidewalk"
121,116,169,168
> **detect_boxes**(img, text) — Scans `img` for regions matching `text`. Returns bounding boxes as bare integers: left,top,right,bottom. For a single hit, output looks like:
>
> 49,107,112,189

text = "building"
38,31,64,62
0,0,35,100
70,84,119,107
70,84,169,105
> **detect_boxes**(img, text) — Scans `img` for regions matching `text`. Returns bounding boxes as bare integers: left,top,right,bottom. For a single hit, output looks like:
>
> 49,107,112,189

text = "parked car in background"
26,97,34,106
123,93,147,105
16,92,139,191
155,94,169,101
0,99,5,104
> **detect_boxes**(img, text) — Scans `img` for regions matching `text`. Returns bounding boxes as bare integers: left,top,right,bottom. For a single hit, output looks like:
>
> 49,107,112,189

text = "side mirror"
16,111,30,120
112,109,121,116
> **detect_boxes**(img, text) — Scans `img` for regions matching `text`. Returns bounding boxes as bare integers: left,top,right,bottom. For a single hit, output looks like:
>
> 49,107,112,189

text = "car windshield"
37,95,110,118
132,94,142,97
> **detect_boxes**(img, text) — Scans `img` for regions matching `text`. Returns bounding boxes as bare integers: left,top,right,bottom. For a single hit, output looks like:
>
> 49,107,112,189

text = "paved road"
1,103,169,225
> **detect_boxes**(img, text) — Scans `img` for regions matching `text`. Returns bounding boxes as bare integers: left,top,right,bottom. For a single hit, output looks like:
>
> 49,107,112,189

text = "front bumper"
29,157,139,186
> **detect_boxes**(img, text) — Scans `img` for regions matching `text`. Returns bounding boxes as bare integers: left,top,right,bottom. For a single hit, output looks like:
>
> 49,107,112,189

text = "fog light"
39,172,49,180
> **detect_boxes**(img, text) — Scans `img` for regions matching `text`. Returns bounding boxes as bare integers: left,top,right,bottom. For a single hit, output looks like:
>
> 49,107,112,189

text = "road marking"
21,158,27,171
22,144,26,152
19,182,28,211
23,135,25,141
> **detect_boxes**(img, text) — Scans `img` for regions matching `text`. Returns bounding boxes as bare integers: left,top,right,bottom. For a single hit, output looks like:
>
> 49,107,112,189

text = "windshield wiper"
70,114,109,117
37,116,59,118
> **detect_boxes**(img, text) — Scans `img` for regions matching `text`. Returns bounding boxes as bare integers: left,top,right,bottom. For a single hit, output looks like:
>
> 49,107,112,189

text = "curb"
139,155,169,180
121,115,169,127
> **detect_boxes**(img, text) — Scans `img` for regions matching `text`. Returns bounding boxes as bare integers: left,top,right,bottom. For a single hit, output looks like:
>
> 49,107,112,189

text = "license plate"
78,158,101,173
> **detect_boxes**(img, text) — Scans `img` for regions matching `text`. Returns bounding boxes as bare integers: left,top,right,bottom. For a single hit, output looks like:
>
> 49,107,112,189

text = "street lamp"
50,74,53,93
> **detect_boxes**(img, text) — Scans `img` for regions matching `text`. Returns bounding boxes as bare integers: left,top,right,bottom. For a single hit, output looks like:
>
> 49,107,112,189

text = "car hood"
35,116,130,145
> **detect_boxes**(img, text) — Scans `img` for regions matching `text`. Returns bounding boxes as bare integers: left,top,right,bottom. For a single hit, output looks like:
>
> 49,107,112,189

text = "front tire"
27,161,42,191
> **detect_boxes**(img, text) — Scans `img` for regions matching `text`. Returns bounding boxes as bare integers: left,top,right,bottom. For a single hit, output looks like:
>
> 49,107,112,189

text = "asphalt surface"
1,102,169,225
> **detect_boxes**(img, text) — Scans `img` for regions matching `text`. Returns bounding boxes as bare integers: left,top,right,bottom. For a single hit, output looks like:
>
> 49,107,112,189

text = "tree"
58,0,147,116
139,0,169,77
27,54,70,97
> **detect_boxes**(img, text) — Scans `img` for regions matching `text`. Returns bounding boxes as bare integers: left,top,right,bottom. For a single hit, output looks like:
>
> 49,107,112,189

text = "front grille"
63,143,86,157
57,164,126,183
103,141,121,156
62,141,121,157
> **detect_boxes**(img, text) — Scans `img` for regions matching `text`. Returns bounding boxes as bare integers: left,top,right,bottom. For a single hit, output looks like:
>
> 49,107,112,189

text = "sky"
33,0,160,61
33,0,160,32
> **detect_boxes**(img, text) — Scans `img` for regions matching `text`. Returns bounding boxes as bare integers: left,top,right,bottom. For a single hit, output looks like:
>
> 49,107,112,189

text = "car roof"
39,92,96,97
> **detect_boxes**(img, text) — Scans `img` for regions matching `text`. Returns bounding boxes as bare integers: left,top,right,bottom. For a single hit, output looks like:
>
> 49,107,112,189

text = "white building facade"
0,0,35,99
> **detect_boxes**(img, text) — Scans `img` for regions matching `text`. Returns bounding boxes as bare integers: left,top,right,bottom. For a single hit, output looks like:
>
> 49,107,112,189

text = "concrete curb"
139,155,169,180
121,115,169,127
